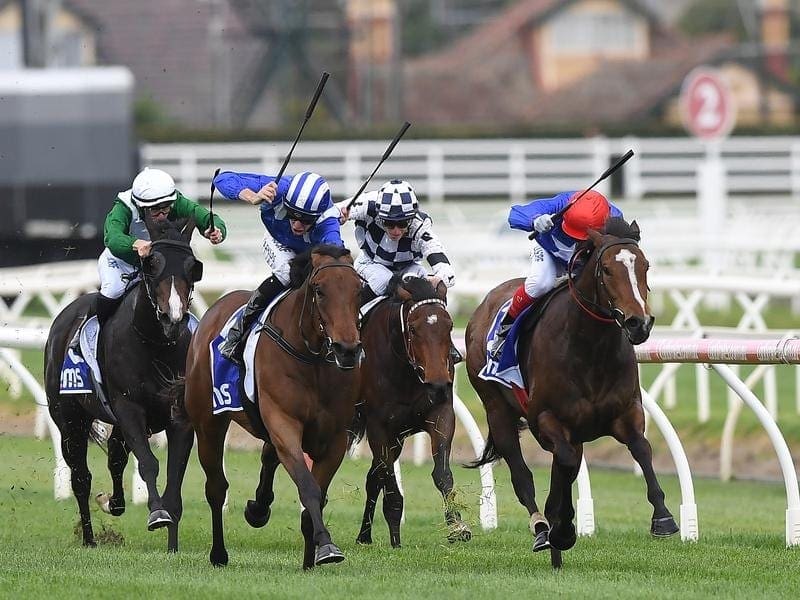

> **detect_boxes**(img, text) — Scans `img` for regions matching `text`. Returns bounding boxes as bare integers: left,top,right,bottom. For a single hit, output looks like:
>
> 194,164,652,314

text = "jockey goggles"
285,207,316,225
380,217,411,230
146,201,174,216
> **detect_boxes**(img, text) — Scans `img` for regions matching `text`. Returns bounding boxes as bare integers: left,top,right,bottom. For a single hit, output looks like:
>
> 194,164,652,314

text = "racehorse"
181,244,363,569
465,217,678,568
350,276,471,548
44,217,203,552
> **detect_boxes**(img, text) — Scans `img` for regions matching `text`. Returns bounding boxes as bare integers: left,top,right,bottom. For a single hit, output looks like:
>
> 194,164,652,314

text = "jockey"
488,189,623,360
213,170,344,365
337,179,461,363
70,167,226,349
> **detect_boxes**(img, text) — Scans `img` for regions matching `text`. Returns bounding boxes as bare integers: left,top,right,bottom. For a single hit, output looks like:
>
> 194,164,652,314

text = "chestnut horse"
350,276,471,547
466,218,678,568
182,245,363,569
44,218,203,552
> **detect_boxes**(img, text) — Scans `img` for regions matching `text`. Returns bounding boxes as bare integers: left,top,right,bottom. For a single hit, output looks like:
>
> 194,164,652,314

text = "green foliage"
677,0,747,40
134,96,173,131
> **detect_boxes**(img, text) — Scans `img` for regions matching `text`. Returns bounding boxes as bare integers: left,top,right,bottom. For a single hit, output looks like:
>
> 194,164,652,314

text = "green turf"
0,435,798,599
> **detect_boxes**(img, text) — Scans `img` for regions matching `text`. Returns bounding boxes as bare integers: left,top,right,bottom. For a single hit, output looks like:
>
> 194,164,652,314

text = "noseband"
298,262,359,365
398,297,449,383
567,237,641,327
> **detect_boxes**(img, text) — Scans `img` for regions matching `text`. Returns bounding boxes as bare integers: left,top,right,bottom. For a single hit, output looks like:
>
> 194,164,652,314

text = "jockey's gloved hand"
533,214,554,233
432,262,456,288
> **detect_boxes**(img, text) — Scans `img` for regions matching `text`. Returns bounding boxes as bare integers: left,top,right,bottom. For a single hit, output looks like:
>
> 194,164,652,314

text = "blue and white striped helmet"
377,180,418,220
285,172,331,217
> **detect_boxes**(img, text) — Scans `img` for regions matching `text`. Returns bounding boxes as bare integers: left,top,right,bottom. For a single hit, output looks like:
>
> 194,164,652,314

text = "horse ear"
176,218,195,242
144,251,166,278
428,275,448,301
185,256,203,282
587,228,603,245
396,285,413,302
630,220,641,240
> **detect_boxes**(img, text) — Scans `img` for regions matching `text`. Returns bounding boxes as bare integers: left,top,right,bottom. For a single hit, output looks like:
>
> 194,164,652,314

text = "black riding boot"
360,285,379,306
220,275,286,365
96,294,122,329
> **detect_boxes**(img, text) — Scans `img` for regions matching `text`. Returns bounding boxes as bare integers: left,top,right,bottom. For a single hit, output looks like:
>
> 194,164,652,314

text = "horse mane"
288,244,352,289
386,275,437,303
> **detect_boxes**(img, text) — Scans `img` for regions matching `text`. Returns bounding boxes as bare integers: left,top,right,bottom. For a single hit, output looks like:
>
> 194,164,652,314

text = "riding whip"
273,72,329,183
528,148,634,240
345,121,412,210
208,167,220,233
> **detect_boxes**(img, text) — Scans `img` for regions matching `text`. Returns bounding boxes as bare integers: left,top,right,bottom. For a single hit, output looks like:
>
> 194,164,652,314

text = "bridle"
297,261,360,367
397,297,449,383
567,237,642,327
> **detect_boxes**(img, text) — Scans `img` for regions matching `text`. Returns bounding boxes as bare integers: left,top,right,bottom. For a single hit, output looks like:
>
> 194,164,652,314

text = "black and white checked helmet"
377,180,418,220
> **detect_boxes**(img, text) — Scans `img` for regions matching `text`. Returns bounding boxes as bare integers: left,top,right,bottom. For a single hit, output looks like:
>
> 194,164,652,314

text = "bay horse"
44,218,203,552
182,244,363,570
351,276,471,548
465,217,678,568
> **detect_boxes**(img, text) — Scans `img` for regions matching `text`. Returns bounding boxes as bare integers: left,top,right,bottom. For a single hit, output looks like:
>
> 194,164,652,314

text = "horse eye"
314,286,324,297
603,266,612,275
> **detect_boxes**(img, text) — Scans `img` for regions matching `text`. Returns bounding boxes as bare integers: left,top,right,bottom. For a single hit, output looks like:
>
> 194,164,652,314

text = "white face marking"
168,276,183,321
426,314,438,325
614,249,647,313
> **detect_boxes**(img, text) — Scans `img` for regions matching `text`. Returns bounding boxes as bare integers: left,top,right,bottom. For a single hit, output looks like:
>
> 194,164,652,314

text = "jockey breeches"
354,253,427,295
261,232,296,286
522,240,564,298
97,248,140,299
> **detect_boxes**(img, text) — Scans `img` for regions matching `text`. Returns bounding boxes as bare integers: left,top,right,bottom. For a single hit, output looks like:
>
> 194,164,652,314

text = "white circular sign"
680,67,736,140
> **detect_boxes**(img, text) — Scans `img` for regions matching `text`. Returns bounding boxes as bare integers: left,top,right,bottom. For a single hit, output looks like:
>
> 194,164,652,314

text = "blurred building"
403,0,798,130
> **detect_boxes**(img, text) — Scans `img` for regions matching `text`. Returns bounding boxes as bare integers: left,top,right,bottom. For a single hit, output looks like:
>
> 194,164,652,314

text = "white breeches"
354,253,427,296
97,248,140,299
261,232,296,285
522,241,564,298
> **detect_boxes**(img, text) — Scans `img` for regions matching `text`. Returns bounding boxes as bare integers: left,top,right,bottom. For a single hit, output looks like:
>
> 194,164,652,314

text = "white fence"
141,136,800,204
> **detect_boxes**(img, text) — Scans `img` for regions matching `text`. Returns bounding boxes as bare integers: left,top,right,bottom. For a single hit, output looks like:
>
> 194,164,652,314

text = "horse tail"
347,402,367,451
465,431,503,468
163,376,188,425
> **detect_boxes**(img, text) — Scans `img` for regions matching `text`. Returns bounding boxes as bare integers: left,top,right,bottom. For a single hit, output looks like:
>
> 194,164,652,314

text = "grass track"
1,435,798,599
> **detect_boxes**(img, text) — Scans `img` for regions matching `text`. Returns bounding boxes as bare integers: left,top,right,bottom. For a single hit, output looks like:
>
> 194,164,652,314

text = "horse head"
392,276,454,401
141,217,203,341
584,218,654,345
289,244,363,369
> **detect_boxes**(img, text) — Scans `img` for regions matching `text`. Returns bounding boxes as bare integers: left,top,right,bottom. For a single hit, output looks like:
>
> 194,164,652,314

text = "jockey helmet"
284,172,331,218
561,190,611,240
131,167,177,208
377,180,418,221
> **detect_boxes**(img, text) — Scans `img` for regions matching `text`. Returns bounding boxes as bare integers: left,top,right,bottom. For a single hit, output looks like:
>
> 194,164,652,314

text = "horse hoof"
95,492,125,516
548,527,576,551
147,509,174,531
244,500,270,528
356,533,372,545
210,548,228,567
532,530,550,552
651,516,679,537
314,543,345,566
447,522,472,543
83,539,97,548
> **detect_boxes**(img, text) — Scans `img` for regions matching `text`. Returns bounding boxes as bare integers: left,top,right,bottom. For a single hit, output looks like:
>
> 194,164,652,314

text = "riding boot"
360,285,379,306
449,344,464,365
96,294,122,329
488,285,536,360
220,275,286,365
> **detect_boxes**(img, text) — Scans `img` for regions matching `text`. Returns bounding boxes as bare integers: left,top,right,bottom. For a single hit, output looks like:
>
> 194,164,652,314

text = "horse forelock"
288,244,352,289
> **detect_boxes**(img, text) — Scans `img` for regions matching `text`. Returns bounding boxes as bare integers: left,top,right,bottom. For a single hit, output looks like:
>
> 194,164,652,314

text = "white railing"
141,136,800,203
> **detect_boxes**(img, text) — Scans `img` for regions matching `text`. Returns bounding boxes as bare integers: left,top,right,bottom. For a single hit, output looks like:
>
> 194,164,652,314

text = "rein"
567,237,640,327
398,297,448,383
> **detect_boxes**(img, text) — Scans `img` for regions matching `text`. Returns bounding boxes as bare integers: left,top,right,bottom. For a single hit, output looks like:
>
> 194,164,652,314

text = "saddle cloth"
209,290,290,415
59,313,199,396
477,300,537,410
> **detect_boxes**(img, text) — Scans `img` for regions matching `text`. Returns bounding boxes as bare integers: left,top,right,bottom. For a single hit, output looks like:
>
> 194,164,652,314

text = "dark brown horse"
182,245,363,569
351,276,471,548
44,218,203,552
466,217,678,568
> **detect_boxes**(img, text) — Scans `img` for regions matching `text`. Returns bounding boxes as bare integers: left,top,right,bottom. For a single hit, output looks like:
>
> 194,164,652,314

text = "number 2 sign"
681,67,736,140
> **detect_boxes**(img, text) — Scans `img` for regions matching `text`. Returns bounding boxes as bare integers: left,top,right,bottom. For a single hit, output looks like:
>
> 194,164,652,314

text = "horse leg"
379,439,404,548
302,431,349,568
195,417,231,566
113,404,173,531
98,427,129,517
162,419,195,553
356,426,392,546
425,405,471,544
268,415,338,569
538,411,582,558
57,411,96,546
612,408,679,537
479,390,548,551
244,442,280,528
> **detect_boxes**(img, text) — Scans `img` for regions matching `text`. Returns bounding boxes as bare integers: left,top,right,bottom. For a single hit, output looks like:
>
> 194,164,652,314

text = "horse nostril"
624,315,644,330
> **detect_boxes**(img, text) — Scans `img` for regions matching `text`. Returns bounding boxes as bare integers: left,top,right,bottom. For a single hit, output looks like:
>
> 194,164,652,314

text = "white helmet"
377,180,418,220
131,167,177,207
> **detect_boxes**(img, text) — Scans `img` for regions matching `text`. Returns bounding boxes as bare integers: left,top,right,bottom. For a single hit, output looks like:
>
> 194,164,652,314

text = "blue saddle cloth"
210,305,247,414
477,299,534,389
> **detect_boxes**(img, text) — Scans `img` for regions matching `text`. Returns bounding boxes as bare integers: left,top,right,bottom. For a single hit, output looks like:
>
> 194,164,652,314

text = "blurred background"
2,0,800,481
